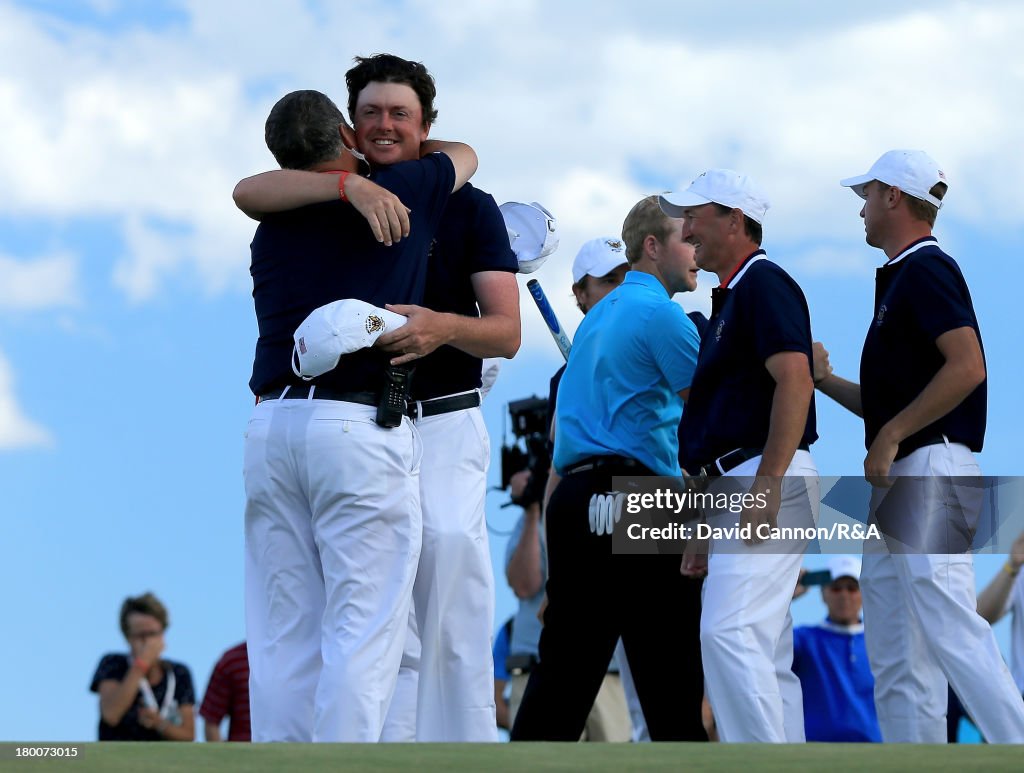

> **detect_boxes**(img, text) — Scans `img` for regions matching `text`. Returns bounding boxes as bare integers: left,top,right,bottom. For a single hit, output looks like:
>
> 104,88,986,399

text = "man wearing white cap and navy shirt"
814,149,1024,742
791,556,880,743
235,85,477,742
513,195,704,741
660,169,819,743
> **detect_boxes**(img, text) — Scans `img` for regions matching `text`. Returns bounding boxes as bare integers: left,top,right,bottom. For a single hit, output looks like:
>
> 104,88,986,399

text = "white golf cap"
571,237,628,284
291,299,407,380
828,555,862,583
500,201,559,274
659,168,771,224
840,149,948,208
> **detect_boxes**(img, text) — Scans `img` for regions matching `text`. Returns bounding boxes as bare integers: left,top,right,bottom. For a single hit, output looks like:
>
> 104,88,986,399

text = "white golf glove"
588,492,626,536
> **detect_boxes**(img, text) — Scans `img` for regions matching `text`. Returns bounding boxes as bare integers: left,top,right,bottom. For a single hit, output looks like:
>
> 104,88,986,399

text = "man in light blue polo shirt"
512,195,705,742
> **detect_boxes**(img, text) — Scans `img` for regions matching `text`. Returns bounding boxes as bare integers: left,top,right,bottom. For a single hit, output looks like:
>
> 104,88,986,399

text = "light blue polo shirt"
553,270,700,477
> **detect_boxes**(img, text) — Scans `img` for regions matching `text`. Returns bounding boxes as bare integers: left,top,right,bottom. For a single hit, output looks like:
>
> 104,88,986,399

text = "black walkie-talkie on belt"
377,365,414,428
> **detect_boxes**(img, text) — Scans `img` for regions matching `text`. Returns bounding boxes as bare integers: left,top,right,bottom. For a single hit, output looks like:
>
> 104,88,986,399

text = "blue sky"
2,0,1023,741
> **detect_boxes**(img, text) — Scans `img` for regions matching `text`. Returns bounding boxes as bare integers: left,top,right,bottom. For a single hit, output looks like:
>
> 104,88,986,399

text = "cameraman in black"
497,396,550,727
503,466,546,727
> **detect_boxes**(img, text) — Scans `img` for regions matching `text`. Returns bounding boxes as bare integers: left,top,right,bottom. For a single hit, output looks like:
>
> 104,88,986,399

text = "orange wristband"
338,171,350,202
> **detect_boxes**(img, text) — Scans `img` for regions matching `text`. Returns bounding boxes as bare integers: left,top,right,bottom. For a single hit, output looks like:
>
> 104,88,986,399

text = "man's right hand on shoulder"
343,175,411,246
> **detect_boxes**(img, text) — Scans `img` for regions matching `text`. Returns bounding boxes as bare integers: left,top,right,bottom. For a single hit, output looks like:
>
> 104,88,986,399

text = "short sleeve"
904,258,976,341
649,303,700,393
199,657,230,723
466,192,518,275
173,663,196,706
90,653,129,693
747,266,812,363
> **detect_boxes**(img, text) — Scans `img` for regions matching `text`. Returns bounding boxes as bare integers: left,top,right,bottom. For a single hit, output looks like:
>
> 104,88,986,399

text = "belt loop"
307,384,315,400
280,385,292,400
413,400,423,420
942,434,950,448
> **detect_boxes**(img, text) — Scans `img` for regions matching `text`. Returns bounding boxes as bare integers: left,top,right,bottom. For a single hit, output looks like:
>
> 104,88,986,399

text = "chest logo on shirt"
366,315,386,334
876,304,887,327
715,319,726,342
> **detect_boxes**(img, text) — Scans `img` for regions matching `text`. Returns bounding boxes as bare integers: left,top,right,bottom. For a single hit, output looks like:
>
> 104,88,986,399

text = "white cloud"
0,253,80,311
0,350,53,450
0,0,1022,304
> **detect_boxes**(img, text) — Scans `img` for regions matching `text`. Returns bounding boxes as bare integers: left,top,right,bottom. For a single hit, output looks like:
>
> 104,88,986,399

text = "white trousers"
243,397,422,742
861,442,1024,743
700,450,819,743
381,406,497,741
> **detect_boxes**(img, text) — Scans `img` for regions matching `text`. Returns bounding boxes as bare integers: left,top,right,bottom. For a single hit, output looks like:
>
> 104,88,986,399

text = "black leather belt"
563,455,644,477
406,391,480,420
257,385,378,407
696,444,810,480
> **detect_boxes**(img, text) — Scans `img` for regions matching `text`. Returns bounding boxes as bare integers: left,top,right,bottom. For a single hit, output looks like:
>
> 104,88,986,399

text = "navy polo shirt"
248,153,455,397
680,251,818,471
860,238,986,452
411,184,518,400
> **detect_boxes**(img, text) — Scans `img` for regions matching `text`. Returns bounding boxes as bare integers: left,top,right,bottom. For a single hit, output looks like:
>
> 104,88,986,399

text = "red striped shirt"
199,642,250,741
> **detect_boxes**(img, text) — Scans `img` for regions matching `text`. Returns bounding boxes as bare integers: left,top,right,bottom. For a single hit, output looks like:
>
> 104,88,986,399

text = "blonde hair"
622,196,674,264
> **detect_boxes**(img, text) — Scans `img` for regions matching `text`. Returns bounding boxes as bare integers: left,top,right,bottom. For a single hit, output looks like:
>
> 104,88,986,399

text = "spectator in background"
492,618,514,731
792,556,881,742
948,526,1024,742
199,641,251,742
90,592,195,741
977,530,1024,699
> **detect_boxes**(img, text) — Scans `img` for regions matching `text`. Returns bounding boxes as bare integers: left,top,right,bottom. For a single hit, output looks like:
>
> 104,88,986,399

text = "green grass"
2,743,1023,773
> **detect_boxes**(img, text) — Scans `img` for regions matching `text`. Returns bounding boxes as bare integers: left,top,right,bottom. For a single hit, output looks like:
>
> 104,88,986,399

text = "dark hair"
712,203,762,246
905,181,947,226
265,90,345,170
119,592,169,638
346,54,438,128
